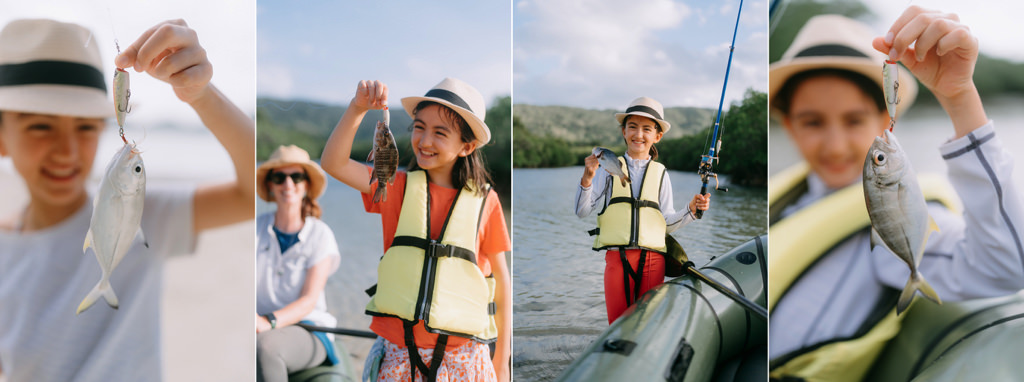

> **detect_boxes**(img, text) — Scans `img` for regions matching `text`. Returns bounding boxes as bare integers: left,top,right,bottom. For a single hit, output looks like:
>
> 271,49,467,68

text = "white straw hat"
401,77,491,145
615,96,672,133
257,145,328,202
0,19,113,118
769,14,917,117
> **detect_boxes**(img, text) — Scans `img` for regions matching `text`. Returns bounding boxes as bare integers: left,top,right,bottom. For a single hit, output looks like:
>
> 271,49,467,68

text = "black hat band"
624,105,662,120
423,88,473,113
0,60,107,94
794,44,869,59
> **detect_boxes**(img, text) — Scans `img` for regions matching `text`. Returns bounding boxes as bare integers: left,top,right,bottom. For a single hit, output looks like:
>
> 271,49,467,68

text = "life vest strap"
618,248,646,305
608,196,660,210
403,320,448,382
391,236,477,264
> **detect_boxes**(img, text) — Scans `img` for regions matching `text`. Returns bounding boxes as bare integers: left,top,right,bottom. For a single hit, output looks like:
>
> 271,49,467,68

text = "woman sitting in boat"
575,96,711,324
256,145,341,382
768,8,1024,381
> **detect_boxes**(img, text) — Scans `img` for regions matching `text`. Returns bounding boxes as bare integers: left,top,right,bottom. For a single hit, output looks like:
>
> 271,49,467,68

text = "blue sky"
514,0,769,109
257,0,512,106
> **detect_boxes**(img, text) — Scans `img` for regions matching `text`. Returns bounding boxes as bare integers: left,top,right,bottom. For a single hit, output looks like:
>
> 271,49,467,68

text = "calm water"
511,167,767,381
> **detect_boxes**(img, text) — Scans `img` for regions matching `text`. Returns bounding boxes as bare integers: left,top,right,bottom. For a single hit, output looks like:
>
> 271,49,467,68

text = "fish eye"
135,166,141,173
873,151,886,165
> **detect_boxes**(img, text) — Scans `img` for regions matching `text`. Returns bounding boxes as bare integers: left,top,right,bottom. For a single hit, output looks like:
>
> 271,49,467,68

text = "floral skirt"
376,339,496,382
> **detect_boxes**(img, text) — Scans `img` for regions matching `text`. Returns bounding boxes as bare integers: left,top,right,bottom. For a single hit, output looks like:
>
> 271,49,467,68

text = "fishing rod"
695,0,743,219
295,322,378,339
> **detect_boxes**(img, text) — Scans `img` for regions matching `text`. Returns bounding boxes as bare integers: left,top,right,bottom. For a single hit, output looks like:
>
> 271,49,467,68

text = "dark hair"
772,68,885,116
620,115,662,160
407,101,493,194
264,169,322,219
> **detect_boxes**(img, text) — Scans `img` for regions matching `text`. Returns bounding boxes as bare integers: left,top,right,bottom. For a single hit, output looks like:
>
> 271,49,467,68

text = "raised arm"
320,80,388,193
116,19,255,234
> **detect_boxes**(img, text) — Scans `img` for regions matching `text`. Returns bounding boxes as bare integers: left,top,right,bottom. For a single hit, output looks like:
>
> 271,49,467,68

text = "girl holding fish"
575,96,711,324
768,8,1024,381
255,145,341,381
0,19,254,381
320,78,511,382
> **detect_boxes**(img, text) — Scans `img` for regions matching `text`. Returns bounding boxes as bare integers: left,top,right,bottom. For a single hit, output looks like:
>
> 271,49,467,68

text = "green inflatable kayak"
556,235,768,382
865,291,1024,381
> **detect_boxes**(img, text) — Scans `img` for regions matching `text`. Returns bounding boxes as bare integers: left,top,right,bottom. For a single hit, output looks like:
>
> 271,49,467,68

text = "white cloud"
257,64,294,99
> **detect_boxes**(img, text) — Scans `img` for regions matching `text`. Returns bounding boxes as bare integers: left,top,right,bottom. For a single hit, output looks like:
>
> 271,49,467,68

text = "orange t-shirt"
363,168,510,350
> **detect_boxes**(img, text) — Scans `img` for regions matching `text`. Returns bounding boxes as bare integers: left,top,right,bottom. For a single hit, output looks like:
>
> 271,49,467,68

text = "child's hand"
690,194,710,213
872,6,978,101
581,154,600,187
115,19,213,105
350,80,389,113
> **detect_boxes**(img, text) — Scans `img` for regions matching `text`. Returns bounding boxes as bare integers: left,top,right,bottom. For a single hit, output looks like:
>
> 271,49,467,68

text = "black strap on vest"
391,236,477,264
608,196,660,210
619,248,647,305
403,320,448,382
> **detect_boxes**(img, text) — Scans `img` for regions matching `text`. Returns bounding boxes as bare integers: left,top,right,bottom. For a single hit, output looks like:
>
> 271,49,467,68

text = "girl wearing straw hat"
0,19,254,381
768,8,1024,381
575,96,711,324
321,78,510,382
255,145,341,381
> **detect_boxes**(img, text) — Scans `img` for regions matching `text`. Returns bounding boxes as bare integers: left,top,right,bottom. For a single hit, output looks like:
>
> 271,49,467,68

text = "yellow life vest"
768,163,960,382
592,157,667,253
365,171,497,342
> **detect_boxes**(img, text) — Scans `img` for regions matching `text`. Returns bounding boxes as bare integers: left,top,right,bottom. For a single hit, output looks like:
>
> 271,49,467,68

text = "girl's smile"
783,76,889,189
411,104,476,187
0,112,103,209
622,115,663,160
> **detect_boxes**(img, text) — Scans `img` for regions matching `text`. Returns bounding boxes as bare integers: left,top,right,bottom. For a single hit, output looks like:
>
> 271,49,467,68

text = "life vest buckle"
427,240,447,258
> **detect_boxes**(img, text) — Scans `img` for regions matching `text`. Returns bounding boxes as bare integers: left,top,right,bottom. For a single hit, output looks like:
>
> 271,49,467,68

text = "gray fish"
592,147,630,188
863,130,940,315
368,108,398,203
78,142,147,314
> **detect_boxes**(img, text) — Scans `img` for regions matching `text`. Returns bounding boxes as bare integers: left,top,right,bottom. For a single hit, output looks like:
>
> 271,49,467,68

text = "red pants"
604,248,666,324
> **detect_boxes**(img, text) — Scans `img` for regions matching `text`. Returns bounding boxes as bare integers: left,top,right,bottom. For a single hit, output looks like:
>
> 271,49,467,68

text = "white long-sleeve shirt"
575,152,694,238
770,122,1024,359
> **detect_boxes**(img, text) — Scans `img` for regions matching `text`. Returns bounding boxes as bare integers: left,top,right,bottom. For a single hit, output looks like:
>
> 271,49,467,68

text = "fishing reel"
698,156,728,194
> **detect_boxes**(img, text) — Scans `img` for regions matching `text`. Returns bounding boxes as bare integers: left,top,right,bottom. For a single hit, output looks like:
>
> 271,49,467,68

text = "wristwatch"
265,312,277,329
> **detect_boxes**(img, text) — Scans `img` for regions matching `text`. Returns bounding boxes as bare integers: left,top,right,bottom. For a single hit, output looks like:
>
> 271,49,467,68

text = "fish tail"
76,278,119,315
897,272,941,315
372,182,387,204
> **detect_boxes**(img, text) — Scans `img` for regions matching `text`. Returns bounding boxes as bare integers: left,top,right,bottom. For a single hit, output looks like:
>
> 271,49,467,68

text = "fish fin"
619,176,627,188
372,184,387,204
870,228,883,251
367,149,375,162
83,229,93,253
624,173,631,184
138,228,149,249
929,216,940,233
76,278,119,315
368,172,378,186
897,272,942,315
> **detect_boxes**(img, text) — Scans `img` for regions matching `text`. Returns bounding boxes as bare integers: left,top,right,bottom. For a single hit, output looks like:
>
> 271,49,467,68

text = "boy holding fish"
0,19,254,381
320,78,511,382
575,96,711,324
768,8,1024,381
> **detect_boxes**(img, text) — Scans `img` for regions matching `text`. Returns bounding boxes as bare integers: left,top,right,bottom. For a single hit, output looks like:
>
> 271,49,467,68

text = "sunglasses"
269,171,308,185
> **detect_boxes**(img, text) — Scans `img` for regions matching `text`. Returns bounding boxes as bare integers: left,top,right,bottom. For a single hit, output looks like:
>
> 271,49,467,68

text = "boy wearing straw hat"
0,19,254,381
768,8,1024,381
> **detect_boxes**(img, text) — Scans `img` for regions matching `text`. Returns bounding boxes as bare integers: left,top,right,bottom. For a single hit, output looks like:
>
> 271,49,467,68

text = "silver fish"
368,107,398,203
114,68,131,128
883,59,899,129
592,147,631,187
863,130,940,315
78,142,147,314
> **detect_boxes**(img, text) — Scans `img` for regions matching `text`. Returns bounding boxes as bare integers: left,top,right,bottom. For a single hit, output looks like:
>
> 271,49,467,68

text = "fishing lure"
883,59,899,131
113,40,131,143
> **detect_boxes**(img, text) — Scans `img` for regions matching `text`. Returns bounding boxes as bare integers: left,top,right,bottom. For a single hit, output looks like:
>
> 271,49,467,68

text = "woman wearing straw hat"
768,8,1024,381
255,145,341,382
0,19,254,381
576,96,711,324
321,78,511,382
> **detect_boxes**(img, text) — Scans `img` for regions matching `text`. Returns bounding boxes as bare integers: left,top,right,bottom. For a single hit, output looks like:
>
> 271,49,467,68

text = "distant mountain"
512,104,717,145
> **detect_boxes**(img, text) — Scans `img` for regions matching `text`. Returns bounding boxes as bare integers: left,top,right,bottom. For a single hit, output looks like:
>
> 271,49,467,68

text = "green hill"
513,104,715,146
